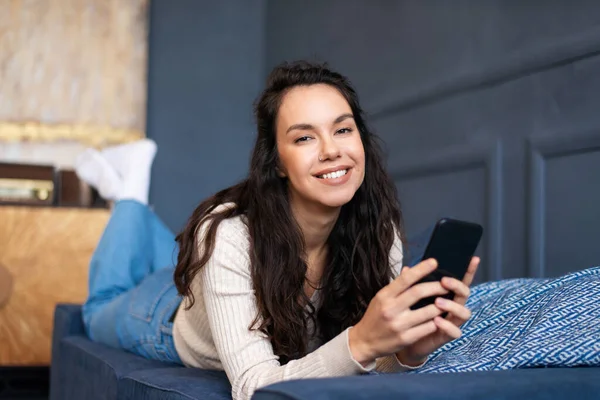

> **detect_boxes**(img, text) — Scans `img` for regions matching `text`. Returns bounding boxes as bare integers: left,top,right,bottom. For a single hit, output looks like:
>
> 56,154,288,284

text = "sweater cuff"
316,327,375,375
376,353,429,373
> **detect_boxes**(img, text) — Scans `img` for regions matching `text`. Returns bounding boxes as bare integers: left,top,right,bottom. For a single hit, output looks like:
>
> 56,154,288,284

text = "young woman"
76,61,479,400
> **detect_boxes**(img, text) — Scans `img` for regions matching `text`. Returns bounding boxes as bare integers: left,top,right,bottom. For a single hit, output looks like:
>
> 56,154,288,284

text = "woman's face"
276,84,366,213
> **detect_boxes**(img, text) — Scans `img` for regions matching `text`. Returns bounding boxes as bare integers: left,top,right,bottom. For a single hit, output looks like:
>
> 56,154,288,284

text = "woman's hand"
396,257,480,366
348,258,450,366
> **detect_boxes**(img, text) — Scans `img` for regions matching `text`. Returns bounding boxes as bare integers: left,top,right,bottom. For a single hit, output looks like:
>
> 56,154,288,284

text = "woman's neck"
289,199,340,297
290,200,340,254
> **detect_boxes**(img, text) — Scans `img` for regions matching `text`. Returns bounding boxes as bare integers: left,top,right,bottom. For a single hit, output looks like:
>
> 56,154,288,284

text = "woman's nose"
319,137,341,161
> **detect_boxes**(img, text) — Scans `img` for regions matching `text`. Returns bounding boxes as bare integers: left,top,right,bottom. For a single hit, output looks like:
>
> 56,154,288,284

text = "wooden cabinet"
0,206,109,365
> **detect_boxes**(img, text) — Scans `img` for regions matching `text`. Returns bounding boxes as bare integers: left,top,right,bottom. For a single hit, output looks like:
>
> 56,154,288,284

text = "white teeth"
320,169,348,179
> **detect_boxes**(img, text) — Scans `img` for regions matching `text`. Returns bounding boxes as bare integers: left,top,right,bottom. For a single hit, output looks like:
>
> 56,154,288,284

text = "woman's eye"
294,136,311,143
336,128,353,134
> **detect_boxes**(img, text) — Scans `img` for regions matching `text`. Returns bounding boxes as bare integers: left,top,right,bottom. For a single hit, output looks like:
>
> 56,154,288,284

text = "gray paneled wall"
265,0,600,280
146,0,265,232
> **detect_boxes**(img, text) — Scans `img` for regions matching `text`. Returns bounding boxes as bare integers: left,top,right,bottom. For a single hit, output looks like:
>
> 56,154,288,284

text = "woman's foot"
101,139,157,205
75,149,123,201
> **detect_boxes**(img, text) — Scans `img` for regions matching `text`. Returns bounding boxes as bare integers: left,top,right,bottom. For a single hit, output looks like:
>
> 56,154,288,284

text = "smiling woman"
75,61,478,400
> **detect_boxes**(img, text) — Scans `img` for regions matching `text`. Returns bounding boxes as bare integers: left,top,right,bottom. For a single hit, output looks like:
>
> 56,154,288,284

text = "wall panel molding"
390,139,503,281
527,130,600,277
370,26,600,120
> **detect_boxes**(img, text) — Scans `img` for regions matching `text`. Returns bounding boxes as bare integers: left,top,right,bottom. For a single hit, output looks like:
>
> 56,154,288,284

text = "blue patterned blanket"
412,266,600,373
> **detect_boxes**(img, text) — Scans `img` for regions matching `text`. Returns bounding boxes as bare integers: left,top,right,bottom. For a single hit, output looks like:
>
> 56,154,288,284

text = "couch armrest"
52,303,85,339
50,303,85,400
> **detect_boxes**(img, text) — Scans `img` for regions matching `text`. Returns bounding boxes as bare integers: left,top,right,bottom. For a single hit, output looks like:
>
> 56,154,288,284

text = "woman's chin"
317,192,355,209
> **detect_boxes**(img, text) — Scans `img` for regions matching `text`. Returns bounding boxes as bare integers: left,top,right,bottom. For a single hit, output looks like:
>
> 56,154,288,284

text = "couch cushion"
254,367,600,400
120,367,231,400
52,336,179,400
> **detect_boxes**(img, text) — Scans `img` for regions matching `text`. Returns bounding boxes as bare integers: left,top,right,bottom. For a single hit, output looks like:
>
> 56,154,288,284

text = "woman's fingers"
399,304,443,329
461,257,480,287
381,282,446,324
396,320,438,346
396,281,449,310
435,298,471,322
441,277,470,301
438,278,473,326
440,257,479,305
434,316,462,339
384,258,438,297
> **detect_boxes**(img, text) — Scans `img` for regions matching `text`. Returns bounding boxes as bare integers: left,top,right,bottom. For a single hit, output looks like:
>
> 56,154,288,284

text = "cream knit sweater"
173,204,420,400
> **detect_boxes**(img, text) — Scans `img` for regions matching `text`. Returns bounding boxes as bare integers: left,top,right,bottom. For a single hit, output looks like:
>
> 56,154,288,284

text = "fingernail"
436,298,447,306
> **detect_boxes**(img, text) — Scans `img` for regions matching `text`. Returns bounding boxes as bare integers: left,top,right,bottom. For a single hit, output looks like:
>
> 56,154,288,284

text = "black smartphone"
409,218,483,312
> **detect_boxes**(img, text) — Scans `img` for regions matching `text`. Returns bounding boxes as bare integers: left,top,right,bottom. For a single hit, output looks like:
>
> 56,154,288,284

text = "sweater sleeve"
375,229,428,373
199,219,373,400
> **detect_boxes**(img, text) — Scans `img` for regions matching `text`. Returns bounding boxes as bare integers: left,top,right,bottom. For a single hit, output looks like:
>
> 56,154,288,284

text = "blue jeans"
82,200,183,364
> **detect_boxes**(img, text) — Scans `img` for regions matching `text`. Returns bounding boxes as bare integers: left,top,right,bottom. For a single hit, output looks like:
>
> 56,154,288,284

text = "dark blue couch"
49,228,600,399
49,303,600,399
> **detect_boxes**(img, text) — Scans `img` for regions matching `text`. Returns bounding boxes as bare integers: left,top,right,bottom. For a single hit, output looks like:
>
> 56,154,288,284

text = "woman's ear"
275,158,287,178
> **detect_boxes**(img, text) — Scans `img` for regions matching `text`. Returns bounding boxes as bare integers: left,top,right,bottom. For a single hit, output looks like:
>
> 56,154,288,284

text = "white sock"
74,149,123,201
100,139,157,205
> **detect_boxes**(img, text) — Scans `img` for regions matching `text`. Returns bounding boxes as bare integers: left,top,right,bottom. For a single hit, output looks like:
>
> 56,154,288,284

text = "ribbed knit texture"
173,204,421,400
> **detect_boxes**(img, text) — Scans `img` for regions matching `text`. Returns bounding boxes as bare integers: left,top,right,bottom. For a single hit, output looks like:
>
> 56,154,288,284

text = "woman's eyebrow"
333,113,354,124
286,113,354,135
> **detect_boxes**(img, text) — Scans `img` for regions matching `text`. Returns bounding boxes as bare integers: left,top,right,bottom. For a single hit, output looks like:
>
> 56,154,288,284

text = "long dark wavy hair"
174,60,404,364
